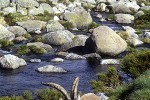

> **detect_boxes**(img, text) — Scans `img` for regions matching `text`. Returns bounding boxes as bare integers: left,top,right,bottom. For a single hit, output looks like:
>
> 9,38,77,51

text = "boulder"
135,11,144,18
16,0,39,8
14,36,27,43
83,53,101,64
0,0,10,9
56,52,86,60
127,37,143,47
27,42,53,52
64,10,92,28
46,20,64,32
142,32,150,38
84,26,127,56
2,7,16,14
115,14,134,24
0,24,15,41
29,6,44,15
58,35,88,51
51,58,64,62
122,26,138,38
30,59,41,63
43,30,75,45
37,65,67,73
7,26,27,36
16,20,46,33
40,3,53,13
80,93,100,100
140,6,150,10
100,59,120,64
0,54,27,69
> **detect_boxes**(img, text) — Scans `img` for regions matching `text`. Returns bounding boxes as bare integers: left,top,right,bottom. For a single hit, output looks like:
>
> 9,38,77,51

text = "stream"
0,12,150,96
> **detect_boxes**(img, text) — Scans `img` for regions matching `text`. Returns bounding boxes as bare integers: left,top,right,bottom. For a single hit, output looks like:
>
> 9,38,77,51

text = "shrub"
88,22,100,30
16,45,31,56
90,67,120,93
33,35,43,42
121,50,150,78
22,91,33,100
29,45,47,54
36,88,64,100
0,39,14,48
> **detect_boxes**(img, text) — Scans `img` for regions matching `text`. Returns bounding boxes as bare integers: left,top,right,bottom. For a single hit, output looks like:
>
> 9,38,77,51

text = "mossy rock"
29,45,47,54
16,45,31,56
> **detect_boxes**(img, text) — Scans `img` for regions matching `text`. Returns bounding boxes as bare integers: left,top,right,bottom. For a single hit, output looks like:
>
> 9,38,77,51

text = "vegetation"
117,31,129,40
107,14,116,20
0,39,14,48
121,50,150,78
133,10,150,29
90,67,120,93
0,88,64,100
22,34,32,39
109,70,150,100
32,35,43,42
38,0,55,7
88,22,100,30
16,45,47,56
141,37,150,43
137,0,150,6
59,20,74,29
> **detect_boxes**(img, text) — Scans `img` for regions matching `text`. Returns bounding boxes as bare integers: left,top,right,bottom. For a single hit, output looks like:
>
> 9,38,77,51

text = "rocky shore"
0,0,150,99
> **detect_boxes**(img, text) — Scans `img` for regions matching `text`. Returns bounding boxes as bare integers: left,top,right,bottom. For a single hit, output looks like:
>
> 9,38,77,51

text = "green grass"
0,39,14,48
59,20,74,29
88,22,100,30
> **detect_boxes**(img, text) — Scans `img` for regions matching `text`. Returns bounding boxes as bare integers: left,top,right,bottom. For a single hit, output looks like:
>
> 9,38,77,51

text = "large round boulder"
0,54,27,69
42,30,75,45
84,26,127,56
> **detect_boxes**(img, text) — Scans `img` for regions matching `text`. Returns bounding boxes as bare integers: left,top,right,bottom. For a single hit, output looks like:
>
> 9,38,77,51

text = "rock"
37,65,67,73
7,26,27,36
16,0,39,8
29,6,44,15
30,59,41,63
27,42,53,52
135,11,144,18
142,32,150,38
100,59,120,64
43,30,75,45
96,3,107,11
40,3,53,13
115,14,134,24
80,93,100,100
83,0,96,4
16,6,28,15
51,58,64,62
122,26,138,38
84,26,127,56
17,20,46,33
46,20,64,32
14,36,27,43
53,16,60,21
0,24,15,41
97,93,109,100
0,54,27,69
127,37,143,47
0,0,10,9
140,6,150,10
95,14,102,19
0,16,6,25
58,35,88,51
112,0,140,13
2,7,16,14
56,52,86,60
84,53,101,64
64,10,92,28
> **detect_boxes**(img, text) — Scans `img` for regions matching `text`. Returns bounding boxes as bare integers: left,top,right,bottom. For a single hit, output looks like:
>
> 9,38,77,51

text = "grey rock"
51,58,64,62
115,14,134,24
29,6,44,15
30,59,41,63
15,0,39,8
0,54,27,69
127,37,143,47
100,59,120,64
7,26,27,36
0,24,15,41
40,3,53,13
37,65,67,73
0,0,10,9
17,20,46,33
43,30,75,45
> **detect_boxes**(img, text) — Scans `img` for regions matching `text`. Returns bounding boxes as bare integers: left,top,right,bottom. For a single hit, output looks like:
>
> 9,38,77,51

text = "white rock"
101,59,120,64
97,93,109,100
30,59,41,63
37,65,67,73
53,16,60,21
51,58,64,62
127,37,143,47
0,54,27,69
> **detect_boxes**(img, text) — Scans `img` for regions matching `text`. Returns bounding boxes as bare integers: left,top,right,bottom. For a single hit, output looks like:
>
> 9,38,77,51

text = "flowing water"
0,12,150,96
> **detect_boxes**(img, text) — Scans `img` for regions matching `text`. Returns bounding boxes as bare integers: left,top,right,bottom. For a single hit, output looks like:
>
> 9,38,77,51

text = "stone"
53,16,60,21
0,0,10,9
27,42,53,52
100,59,120,64
64,10,92,28
43,30,75,45
135,11,144,18
0,16,6,25
84,26,127,56
97,93,109,100
84,53,101,64
46,20,64,32
115,14,134,24
0,54,27,69
140,6,150,10
17,20,46,33
51,58,64,62
122,26,138,38
143,32,150,38
7,26,27,36
127,37,143,47
80,93,100,100
2,7,16,14
14,36,27,43
29,6,44,15
16,0,39,8
37,65,67,73
30,59,41,63
40,3,53,13
0,24,15,41
96,3,107,11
